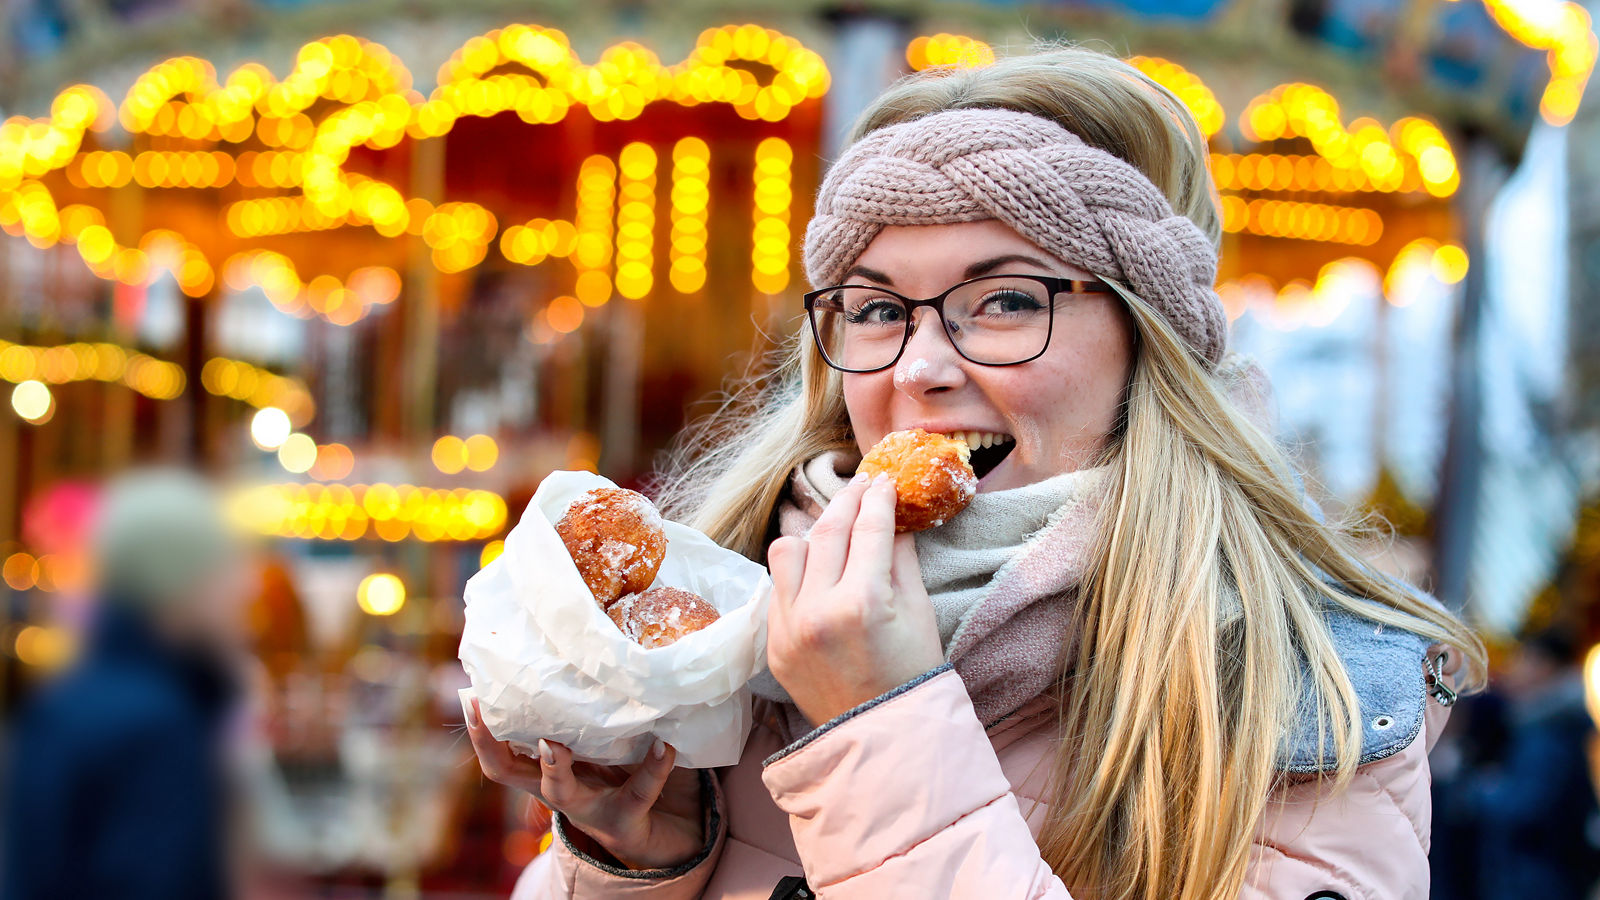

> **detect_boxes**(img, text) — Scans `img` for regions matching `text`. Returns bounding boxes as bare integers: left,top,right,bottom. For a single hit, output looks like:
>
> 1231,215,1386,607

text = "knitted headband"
802,107,1227,365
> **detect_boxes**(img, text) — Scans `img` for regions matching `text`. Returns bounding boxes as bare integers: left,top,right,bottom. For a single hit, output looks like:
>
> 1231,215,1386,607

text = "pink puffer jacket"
512,645,1458,900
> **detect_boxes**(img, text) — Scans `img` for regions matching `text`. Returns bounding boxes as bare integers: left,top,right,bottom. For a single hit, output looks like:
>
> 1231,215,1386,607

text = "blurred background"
0,0,1597,897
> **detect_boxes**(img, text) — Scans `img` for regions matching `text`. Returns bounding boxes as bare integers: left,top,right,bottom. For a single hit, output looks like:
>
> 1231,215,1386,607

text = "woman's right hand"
465,698,705,870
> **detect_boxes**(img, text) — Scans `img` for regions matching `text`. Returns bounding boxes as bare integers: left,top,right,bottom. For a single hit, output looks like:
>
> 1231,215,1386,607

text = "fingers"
802,472,870,584
841,475,897,588
767,536,807,606
619,739,677,815
538,739,580,810
466,704,544,796
888,533,925,598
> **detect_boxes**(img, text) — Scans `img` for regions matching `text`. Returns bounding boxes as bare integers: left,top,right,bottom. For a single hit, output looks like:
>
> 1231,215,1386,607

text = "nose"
892,307,966,395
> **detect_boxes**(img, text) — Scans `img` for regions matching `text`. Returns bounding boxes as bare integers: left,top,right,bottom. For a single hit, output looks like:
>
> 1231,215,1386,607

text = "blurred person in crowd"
1464,628,1600,897
2,468,252,900
1429,683,1511,900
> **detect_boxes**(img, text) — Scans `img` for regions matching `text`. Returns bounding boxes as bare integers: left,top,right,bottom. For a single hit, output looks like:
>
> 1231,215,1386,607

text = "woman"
467,46,1485,899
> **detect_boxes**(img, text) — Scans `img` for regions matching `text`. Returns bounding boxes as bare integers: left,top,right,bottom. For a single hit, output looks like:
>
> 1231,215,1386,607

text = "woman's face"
839,220,1134,492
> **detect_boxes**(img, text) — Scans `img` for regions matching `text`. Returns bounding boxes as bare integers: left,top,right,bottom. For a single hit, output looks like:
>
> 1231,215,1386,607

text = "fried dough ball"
555,487,667,609
607,586,721,648
857,428,977,532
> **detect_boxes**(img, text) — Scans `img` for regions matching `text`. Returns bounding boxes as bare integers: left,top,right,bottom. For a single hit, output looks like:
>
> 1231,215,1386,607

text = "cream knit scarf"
751,448,1112,727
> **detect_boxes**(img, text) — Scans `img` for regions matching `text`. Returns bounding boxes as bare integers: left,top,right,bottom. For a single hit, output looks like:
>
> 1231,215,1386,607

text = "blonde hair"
655,45,1486,900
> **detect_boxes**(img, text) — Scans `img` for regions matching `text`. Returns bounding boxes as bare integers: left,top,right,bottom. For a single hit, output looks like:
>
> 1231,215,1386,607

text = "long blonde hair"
655,46,1486,900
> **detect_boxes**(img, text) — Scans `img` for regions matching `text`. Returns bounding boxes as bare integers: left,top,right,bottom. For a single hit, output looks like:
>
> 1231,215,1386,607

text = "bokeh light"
250,406,292,450
11,380,53,423
432,435,466,474
480,539,505,569
357,572,406,616
277,432,317,473
463,434,499,472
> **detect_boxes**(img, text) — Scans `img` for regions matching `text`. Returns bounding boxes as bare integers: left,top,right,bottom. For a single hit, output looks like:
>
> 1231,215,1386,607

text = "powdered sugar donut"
607,586,721,648
857,428,977,532
555,487,667,609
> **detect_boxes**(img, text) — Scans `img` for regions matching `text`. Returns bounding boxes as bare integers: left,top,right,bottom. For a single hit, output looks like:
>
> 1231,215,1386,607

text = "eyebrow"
843,264,895,285
963,253,1058,279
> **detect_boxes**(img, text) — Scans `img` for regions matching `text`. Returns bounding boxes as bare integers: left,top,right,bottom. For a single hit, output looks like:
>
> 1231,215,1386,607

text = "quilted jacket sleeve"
760,665,1076,899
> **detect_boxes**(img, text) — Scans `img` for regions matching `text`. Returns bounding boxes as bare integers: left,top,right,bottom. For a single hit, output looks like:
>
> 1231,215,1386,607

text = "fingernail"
872,473,892,486
851,471,870,485
652,738,667,760
538,739,555,766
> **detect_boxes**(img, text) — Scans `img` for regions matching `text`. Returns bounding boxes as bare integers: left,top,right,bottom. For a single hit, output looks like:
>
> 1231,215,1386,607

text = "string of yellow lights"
1128,56,1226,138
615,142,657,301
1218,195,1384,245
0,338,185,400
1481,0,1596,125
199,356,315,423
219,250,401,324
0,25,828,330
906,33,995,70
1241,86,1460,197
751,137,792,296
226,482,509,542
669,137,711,294
1210,151,1452,195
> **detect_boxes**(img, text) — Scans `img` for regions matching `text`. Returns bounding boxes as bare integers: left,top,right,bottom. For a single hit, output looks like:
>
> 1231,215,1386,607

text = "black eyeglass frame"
803,273,1112,374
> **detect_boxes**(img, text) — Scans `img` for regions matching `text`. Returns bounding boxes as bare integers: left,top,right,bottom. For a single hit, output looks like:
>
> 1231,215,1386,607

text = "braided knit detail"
802,107,1226,365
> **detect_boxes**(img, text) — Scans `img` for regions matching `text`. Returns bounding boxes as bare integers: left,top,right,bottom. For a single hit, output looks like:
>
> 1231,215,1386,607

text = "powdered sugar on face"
894,357,931,387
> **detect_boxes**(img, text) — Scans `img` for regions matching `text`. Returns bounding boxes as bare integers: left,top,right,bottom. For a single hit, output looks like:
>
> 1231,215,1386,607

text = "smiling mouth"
944,431,1015,479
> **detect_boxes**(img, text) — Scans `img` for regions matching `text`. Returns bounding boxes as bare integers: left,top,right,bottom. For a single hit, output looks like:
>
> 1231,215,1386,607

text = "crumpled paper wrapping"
458,470,771,768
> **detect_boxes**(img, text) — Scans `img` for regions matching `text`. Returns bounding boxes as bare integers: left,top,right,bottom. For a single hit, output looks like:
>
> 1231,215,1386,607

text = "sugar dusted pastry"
857,428,978,532
555,487,667,608
607,586,721,648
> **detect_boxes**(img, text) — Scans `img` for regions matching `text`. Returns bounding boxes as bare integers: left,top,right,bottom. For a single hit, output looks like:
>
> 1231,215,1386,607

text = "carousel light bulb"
357,572,406,616
11,380,52,422
277,432,317,473
251,406,292,450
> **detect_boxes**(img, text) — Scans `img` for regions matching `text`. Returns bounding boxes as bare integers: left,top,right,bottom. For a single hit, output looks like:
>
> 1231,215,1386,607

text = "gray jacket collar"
1278,597,1439,774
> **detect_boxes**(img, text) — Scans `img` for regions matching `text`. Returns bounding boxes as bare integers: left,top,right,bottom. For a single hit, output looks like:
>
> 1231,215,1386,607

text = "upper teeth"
949,431,1013,449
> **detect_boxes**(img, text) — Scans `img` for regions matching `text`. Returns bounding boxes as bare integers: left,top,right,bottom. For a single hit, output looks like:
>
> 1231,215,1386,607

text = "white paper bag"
458,470,771,768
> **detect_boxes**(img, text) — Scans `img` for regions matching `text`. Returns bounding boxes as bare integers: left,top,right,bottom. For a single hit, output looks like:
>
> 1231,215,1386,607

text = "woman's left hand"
766,472,945,726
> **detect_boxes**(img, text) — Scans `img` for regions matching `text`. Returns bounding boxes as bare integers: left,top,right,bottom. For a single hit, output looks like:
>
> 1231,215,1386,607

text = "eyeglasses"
803,274,1111,374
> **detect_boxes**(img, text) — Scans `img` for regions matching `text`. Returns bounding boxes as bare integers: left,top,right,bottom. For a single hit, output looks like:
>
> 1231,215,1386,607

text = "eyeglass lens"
810,276,1057,371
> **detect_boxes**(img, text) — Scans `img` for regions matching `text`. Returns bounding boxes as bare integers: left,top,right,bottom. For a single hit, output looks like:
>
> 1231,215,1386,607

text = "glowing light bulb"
277,432,317,473
11,380,52,423
251,406,292,450
357,572,406,616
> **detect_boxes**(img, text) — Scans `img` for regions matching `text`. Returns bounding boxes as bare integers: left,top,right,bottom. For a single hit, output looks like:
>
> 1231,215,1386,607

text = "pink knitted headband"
802,107,1228,365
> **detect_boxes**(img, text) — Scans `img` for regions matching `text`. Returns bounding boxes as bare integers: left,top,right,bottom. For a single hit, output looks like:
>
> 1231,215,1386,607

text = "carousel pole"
403,133,445,444
102,159,141,470
0,241,16,544
184,289,211,466
598,297,642,478
1431,138,1507,615
1373,284,1391,481
0,239,14,709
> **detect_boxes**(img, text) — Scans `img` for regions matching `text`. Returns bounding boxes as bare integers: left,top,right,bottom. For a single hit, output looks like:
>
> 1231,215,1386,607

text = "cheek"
841,374,895,451
999,326,1131,434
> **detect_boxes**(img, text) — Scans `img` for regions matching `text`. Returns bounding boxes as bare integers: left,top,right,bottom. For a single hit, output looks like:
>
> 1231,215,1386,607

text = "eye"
977,289,1046,315
844,297,907,325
